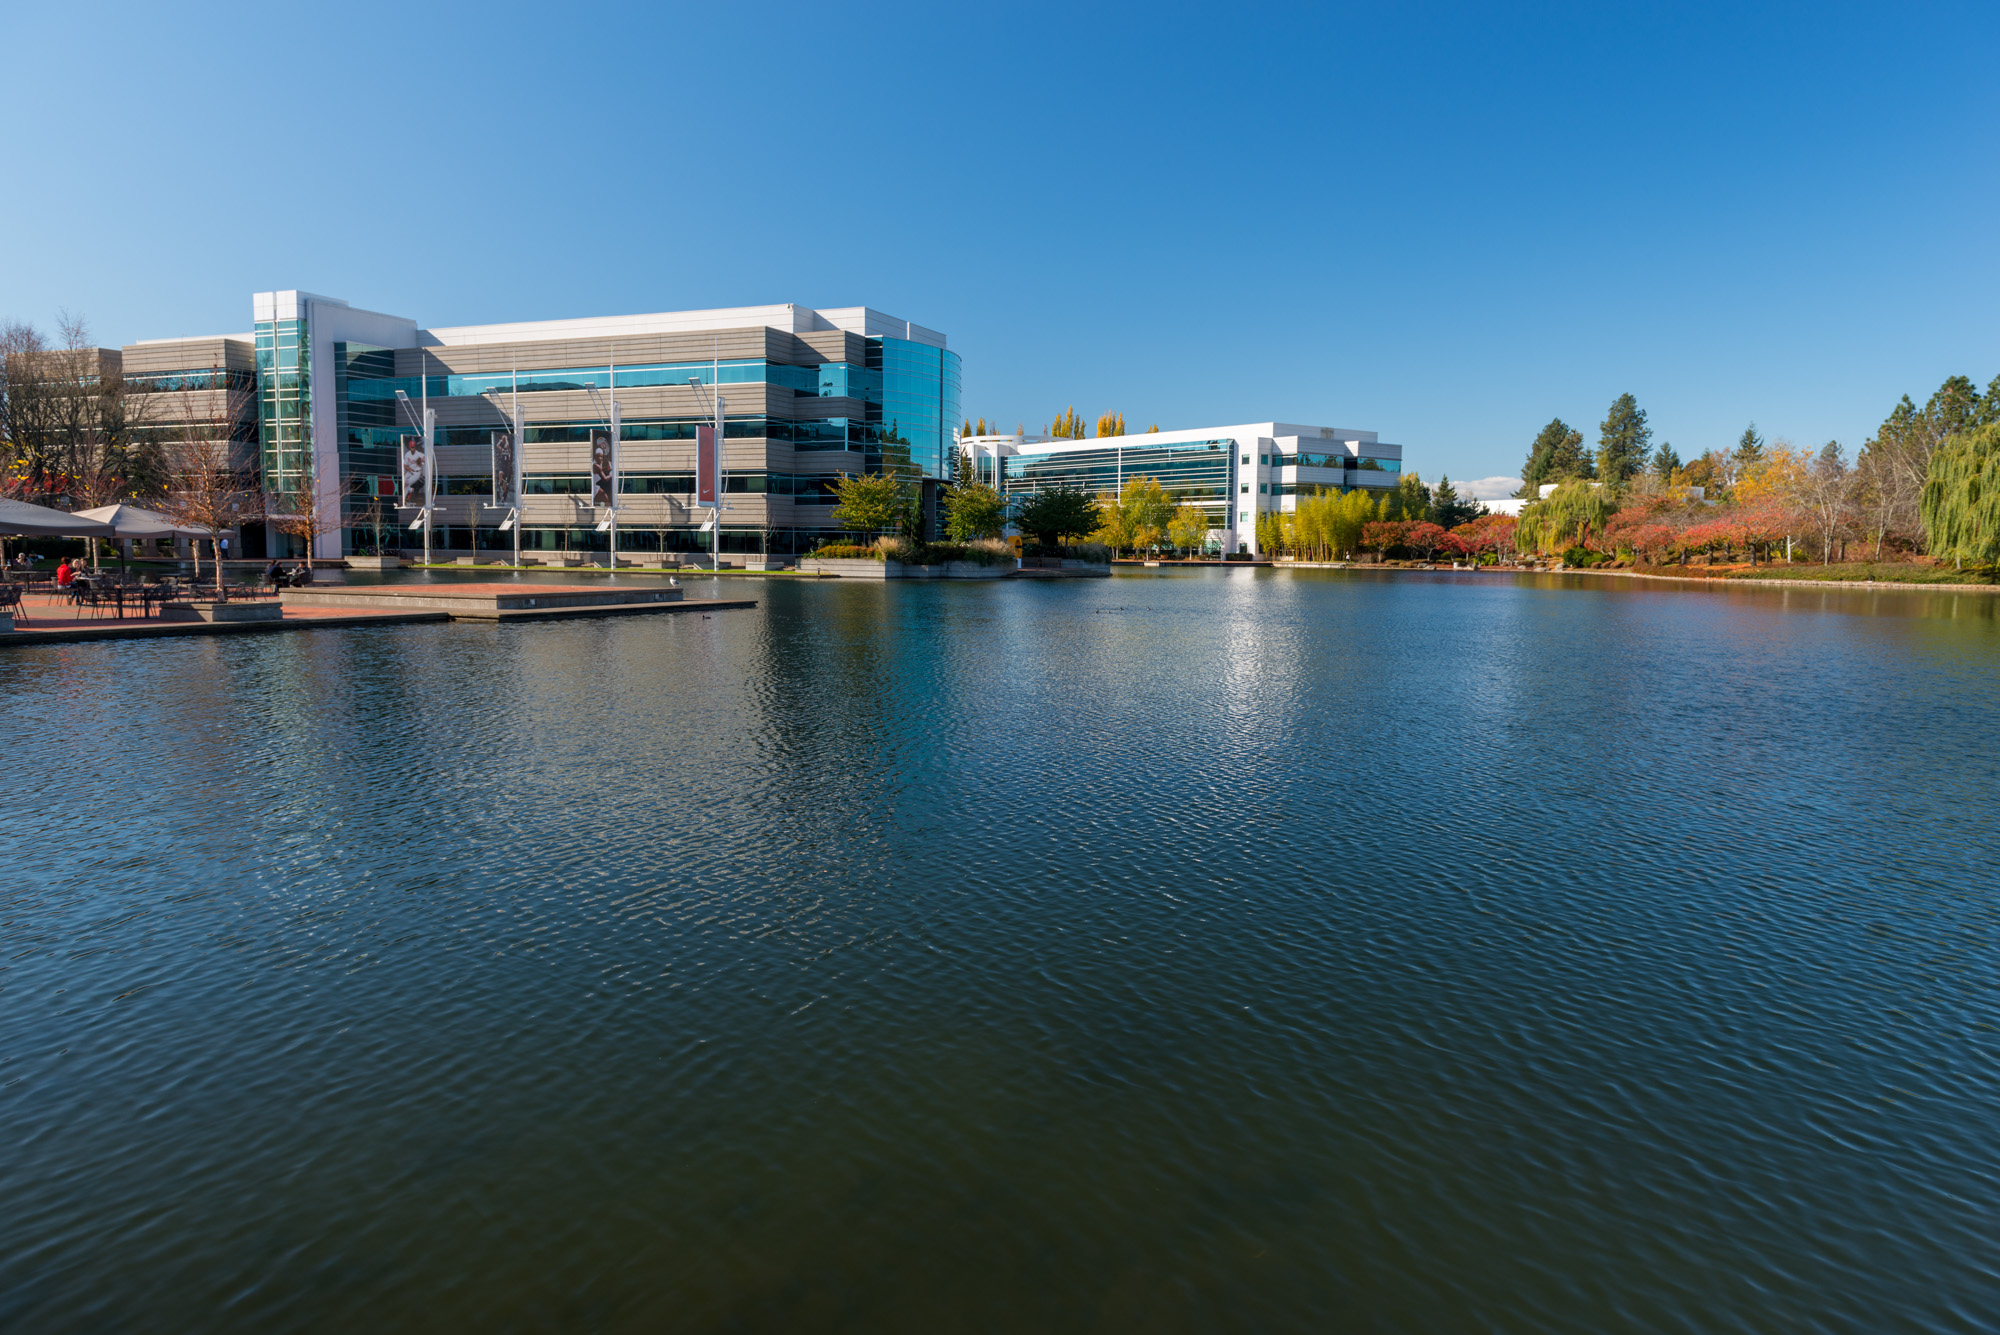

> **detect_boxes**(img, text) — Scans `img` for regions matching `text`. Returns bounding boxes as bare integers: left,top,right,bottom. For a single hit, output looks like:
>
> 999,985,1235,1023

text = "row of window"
1269,452,1400,472
430,473,847,500
341,359,885,404
127,368,257,393
425,417,887,449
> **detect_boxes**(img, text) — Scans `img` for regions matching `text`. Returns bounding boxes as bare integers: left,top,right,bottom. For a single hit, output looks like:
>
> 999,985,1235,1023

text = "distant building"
962,422,1404,556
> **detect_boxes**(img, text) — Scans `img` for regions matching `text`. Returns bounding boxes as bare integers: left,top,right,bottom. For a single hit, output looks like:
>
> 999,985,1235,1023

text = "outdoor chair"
0,583,25,626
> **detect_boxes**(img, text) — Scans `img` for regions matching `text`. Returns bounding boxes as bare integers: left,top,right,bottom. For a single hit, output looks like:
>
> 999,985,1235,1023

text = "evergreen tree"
1431,475,1477,528
1596,393,1651,484
1979,374,2000,429
1736,423,1764,466
1520,418,1590,495
1925,375,1982,439
1651,442,1681,480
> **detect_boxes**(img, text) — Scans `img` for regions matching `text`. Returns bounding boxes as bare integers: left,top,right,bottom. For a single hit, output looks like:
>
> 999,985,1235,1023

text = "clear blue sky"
4,0,1995,496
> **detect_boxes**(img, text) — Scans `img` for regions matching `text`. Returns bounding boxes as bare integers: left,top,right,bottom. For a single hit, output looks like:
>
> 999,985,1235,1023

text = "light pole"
688,373,725,573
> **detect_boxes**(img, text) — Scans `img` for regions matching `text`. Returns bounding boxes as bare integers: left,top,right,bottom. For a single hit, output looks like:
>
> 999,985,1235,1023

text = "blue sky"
4,0,1995,497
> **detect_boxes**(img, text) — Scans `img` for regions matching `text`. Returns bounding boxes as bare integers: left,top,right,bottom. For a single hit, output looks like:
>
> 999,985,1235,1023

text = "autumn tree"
1048,407,1087,439
1596,393,1651,485
1092,476,1173,552
1095,412,1126,439
1167,503,1210,554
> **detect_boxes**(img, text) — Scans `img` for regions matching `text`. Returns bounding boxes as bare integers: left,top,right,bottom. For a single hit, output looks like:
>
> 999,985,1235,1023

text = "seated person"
55,558,76,588
265,559,284,587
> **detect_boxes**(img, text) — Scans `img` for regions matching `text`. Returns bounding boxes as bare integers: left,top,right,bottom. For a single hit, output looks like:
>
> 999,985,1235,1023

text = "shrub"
806,543,882,560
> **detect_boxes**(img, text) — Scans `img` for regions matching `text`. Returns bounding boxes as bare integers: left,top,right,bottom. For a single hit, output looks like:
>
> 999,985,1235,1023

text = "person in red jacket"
55,558,76,588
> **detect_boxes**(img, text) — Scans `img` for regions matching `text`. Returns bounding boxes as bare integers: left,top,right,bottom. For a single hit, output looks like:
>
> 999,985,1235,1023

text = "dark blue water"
4,569,1998,1332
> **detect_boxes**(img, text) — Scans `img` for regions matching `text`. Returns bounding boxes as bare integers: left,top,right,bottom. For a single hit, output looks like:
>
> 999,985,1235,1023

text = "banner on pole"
491,430,516,507
589,429,616,508
696,425,718,506
399,434,428,510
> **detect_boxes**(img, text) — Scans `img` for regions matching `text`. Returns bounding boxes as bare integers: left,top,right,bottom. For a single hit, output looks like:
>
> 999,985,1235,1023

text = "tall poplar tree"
1596,393,1651,484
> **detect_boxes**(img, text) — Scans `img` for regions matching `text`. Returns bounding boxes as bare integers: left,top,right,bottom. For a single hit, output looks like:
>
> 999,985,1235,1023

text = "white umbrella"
70,503,204,539
0,497,116,538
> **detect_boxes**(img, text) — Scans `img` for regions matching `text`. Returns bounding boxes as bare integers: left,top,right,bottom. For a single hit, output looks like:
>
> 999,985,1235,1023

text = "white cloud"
1460,475,1521,502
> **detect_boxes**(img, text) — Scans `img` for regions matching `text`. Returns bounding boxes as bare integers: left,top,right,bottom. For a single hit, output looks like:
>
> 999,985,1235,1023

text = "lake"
3,568,1997,1332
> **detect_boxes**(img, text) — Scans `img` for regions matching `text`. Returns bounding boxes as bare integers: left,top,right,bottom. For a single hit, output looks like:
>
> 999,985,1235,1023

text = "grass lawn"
1632,561,2000,585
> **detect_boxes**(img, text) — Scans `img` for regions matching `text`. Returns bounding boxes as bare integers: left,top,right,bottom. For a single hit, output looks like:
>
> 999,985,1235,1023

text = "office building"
964,422,1403,556
118,293,961,560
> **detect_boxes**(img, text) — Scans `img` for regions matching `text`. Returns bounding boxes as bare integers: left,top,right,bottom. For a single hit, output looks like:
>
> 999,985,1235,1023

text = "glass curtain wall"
874,338,961,480
1005,439,1238,525
254,316,309,495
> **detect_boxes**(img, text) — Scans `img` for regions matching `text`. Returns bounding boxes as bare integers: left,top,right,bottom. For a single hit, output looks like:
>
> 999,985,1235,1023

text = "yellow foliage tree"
1049,407,1087,439
1096,412,1126,439
1167,503,1209,553
1091,476,1175,553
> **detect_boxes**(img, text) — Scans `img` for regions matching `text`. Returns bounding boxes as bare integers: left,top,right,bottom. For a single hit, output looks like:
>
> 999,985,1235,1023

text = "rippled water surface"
4,569,1999,1332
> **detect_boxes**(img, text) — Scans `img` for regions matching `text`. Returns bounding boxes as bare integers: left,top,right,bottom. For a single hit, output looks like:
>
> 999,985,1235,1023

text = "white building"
963,422,1404,555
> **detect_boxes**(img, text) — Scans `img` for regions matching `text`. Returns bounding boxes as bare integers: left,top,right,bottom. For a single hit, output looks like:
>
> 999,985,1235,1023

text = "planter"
801,557,888,579
800,557,1015,580
159,600,282,623
346,555,401,570
0,613,12,633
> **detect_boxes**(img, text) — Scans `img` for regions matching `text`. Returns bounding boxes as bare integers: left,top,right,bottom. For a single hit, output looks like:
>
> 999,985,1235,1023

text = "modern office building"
965,422,1403,555
116,293,960,560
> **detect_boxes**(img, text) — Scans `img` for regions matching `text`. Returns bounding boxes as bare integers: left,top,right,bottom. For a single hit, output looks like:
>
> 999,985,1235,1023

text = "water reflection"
2,569,1998,1332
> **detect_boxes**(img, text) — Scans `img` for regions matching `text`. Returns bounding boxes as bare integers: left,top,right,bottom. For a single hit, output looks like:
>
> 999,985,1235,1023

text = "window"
1260,454,1269,465
1259,483,1268,494
1241,454,1250,464
1240,483,1249,493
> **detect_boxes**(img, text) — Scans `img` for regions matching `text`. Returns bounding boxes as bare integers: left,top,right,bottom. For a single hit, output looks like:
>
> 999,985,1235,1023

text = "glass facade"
342,359,890,404
1005,439,1238,523
268,298,960,552
1274,450,1400,474
875,338,961,480
254,317,309,493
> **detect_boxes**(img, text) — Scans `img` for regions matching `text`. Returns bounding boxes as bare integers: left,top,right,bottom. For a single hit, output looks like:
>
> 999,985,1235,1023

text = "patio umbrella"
70,503,203,539
0,498,116,538
71,503,205,575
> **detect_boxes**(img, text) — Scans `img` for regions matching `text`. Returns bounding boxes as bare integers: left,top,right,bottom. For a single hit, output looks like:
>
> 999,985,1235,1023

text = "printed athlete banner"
589,429,616,509
399,434,428,510
696,425,718,506
491,429,516,507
